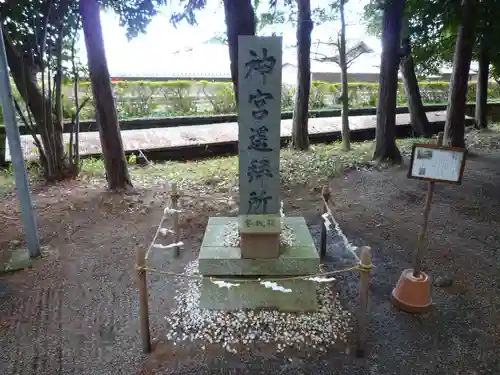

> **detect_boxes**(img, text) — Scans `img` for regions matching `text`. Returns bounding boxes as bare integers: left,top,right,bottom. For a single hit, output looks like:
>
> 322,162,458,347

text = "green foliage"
281,84,296,109
127,153,137,165
169,0,207,26
201,82,236,114
162,81,197,114
0,0,80,72
7,79,495,122
115,81,161,117
309,82,330,109
2,0,208,116
364,0,500,76
363,0,462,75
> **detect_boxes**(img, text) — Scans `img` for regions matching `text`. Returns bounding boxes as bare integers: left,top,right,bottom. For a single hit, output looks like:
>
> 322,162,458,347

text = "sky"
76,0,383,77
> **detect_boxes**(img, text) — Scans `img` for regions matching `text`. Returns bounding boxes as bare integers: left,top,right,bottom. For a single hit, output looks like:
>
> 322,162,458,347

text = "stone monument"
238,35,282,259
198,36,319,312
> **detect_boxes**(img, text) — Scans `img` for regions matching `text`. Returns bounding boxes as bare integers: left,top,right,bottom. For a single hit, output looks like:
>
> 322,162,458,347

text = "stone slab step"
198,216,320,276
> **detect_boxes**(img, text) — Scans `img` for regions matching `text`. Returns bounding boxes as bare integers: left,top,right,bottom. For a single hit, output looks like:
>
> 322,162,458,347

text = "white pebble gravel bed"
163,260,353,354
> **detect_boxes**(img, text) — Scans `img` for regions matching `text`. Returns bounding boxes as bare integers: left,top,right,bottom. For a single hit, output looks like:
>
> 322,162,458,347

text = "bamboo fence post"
171,182,180,258
356,246,372,357
320,185,331,259
136,245,151,353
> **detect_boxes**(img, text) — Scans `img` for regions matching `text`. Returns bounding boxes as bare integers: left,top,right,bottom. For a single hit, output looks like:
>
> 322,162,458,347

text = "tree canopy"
363,0,500,75
0,0,208,73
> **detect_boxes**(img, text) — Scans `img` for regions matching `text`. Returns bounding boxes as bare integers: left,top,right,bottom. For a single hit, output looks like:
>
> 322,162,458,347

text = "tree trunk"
339,0,350,151
4,32,68,181
373,0,405,163
222,0,256,103
475,35,489,129
444,0,477,147
80,0,132,190
53,24,66,166
292,0,313,151
400,37,432,137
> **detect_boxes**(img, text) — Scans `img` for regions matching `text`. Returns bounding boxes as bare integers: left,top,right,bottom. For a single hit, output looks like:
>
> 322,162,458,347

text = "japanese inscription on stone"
237,36,282,232
240,214,280,234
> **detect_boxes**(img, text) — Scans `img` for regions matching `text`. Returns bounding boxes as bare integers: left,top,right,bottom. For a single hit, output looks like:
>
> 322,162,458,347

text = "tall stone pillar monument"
237,36,282,259
197,36,320,312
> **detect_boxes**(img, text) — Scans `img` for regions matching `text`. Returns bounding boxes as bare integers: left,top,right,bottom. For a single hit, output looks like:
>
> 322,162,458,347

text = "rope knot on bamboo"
357,262,373,272
135,265,146,275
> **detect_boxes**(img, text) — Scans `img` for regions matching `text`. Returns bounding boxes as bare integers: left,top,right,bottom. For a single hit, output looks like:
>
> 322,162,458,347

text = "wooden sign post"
392,133,467,313
407,134,467,277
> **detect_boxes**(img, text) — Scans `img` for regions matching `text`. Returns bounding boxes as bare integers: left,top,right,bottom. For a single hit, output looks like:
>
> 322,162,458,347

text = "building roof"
109,44,232,79
108,43,478,80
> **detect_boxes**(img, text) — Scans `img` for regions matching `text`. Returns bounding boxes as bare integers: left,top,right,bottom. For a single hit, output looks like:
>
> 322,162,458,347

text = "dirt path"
0,150,499,374
316,151,500,374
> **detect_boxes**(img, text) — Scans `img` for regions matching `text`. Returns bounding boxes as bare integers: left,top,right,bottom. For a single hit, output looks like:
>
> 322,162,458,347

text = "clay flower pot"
391,268,432,313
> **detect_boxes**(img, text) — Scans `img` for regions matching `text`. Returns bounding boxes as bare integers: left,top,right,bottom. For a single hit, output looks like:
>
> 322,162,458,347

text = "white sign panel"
237,36,282,218
409,145,466,183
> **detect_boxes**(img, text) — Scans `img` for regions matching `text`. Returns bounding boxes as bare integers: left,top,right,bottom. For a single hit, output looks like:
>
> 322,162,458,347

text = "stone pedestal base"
200,277,318,311
198,217,319,311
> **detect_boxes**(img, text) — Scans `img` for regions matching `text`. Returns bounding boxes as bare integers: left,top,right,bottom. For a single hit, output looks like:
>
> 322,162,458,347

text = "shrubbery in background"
9,79,500,122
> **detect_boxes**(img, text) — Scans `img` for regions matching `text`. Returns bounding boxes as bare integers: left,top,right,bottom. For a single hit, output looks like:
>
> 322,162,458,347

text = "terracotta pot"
391,268,432,313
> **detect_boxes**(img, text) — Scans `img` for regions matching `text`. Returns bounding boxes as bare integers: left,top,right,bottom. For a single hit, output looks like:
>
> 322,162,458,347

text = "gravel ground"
0,151,499,374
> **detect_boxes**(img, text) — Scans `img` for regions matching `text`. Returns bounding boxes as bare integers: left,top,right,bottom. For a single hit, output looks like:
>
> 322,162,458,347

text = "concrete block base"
198,216,319,311
198,216,320,276
200,277,318,312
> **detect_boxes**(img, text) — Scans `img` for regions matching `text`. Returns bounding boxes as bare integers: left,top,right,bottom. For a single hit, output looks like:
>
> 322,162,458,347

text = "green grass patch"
0,162,43,194
0,136,465,193
0,169,15,193
52,138,432,189
129,141,376,187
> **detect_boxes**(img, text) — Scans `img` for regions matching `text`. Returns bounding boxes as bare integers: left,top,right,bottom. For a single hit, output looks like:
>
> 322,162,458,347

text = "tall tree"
476,0,500,127
373,0,405,163
222,0,256,102
337,0,349,150
292,0,313,150
475,30,490,129
366,0,500,140
80,0,132,190
364,1,431,138
265,0,370,150
400,34,432,137
313,39,373,148
1,0,77,181
2,0,204,183
315,20,373,150
443,0,477,147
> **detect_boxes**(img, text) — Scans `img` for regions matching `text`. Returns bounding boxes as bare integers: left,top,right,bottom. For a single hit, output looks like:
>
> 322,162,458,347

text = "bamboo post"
136,246,151,353
356,246,372,357
412,132,443,278
320,185,331,259
171,182,180,258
